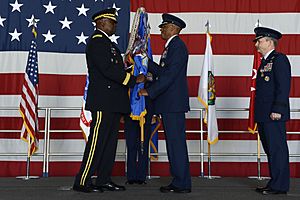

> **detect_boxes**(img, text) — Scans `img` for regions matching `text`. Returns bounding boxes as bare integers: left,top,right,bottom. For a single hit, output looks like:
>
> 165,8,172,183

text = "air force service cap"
92,8,117,22
158,13,186,29
253,27,282,42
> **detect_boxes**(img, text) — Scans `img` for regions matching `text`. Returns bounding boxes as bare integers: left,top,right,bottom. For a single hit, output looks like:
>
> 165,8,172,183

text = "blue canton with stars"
27,37,38,85
0,0,130,53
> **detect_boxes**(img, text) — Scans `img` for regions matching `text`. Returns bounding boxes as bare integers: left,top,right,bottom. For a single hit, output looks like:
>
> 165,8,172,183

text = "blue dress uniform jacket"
254,50,291,192
255,50,291,122
146,36,191,190
85,30,136,113
147,36,190,113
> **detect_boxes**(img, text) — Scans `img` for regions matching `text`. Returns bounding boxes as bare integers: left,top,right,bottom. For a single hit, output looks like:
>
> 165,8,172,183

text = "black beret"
92,8,117,22
158,13,186,29
253,27,282,42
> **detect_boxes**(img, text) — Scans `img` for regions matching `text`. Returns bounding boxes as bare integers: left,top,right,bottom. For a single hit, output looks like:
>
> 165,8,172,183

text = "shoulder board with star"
92,34,103,39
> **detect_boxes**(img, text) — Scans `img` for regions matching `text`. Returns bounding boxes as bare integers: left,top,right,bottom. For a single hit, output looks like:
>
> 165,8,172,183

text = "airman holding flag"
139,13,191,193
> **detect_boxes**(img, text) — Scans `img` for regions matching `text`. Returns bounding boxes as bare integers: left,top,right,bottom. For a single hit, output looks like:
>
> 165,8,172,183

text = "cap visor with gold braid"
92,8,117,22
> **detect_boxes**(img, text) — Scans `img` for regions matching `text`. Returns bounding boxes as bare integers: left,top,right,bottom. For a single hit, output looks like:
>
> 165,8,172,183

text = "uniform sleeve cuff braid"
122,73,131,85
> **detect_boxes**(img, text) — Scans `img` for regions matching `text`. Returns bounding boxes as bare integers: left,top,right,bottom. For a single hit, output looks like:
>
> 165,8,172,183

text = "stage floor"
0,177,299,200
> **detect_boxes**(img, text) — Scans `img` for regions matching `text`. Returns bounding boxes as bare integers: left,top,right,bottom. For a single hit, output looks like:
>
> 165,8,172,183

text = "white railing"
0,107,300,178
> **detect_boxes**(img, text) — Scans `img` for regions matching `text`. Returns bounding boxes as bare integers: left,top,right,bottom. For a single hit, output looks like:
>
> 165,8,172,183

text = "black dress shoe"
73,184,101,193
101,182,126,191
90,184,104,193
262,189,287,195
160,184,191,193
255,186,269,193
125,180,135,185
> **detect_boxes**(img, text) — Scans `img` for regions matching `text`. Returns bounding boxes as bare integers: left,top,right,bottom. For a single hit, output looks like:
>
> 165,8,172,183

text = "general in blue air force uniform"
253,27,291,195
73,8,144,193
139,13,191,193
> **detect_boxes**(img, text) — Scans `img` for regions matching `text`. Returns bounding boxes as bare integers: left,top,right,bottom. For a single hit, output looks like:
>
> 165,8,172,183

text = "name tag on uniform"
162,48,168,59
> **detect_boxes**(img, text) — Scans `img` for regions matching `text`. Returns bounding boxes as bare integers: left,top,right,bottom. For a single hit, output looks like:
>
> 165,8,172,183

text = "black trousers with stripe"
74,111,121,187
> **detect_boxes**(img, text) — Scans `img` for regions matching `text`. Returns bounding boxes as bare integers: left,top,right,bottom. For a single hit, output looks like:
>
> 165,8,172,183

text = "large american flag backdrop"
0,0,299,177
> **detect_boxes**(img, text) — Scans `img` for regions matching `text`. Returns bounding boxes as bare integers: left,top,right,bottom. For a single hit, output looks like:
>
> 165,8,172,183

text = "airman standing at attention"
253,27,291,195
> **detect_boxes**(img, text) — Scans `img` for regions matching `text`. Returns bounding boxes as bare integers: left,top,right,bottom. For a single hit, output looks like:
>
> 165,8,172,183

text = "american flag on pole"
19,26,39,156
198,32,218,144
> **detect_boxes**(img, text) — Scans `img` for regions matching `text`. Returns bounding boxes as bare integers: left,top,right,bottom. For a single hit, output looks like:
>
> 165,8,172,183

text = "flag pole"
199,109,204,177
16,20,39,180
207,142,211,178
256,19,262,180
140,118,145,154
257,133,262,179
147,116,160,179
248,129,269,180
140,7,149,155
204,20,220,179
255,131,269,180
205,20,212,179
25,136,31,180
247,19,269,181
16,133,39,180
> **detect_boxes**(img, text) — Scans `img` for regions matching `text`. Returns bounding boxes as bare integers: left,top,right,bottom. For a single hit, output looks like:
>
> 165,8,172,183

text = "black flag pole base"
140,142,144,155
146,175,160,180
248,176,270,181
199,172,204,178
16,156,39,180
201,156,221,179
58,186,73,191
198,172,207,178
201,175,221,179
16,175,39,180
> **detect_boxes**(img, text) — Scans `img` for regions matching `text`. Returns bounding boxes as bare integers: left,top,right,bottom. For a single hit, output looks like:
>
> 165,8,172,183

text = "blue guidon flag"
125,7,152,153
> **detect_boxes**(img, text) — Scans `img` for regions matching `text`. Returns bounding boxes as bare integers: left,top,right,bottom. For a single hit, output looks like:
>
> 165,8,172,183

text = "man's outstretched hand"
138,89,148,96
136,74,146,83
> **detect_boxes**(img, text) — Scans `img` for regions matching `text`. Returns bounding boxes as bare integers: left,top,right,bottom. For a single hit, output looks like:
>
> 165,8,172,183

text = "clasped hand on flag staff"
124,7,152,154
